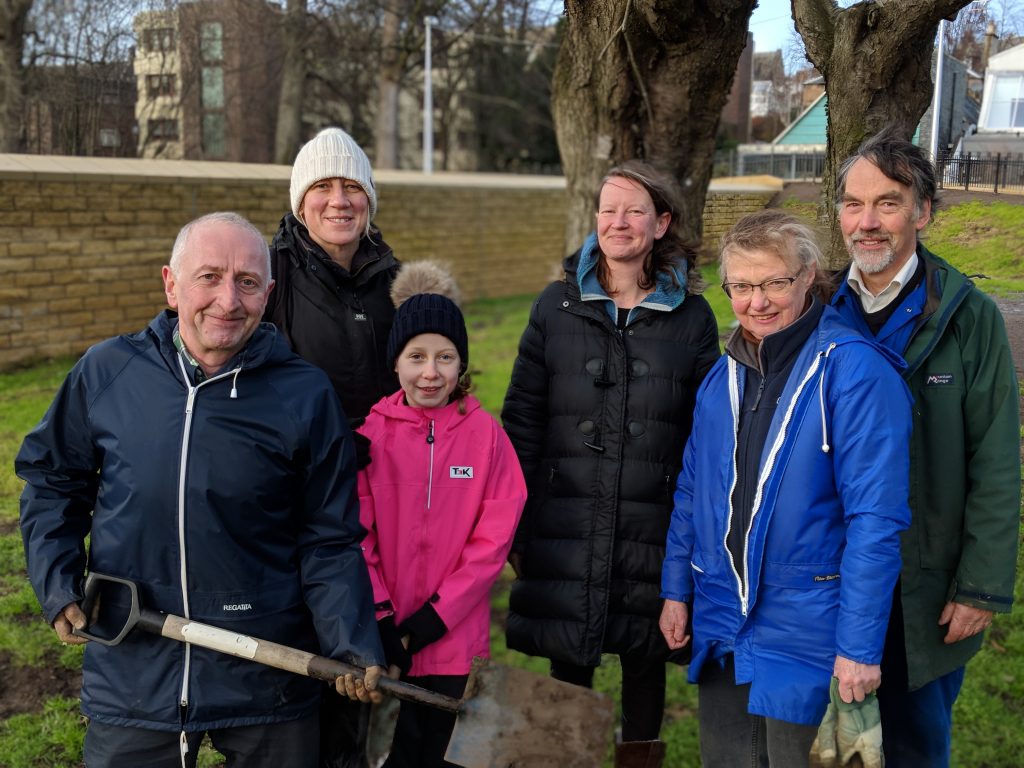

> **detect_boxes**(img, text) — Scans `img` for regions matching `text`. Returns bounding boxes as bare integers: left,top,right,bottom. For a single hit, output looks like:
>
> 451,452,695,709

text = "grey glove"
812,677,884,768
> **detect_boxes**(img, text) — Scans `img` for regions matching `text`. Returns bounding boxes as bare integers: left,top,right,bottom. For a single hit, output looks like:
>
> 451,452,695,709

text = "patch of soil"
0,519,18,536
0,650,81,718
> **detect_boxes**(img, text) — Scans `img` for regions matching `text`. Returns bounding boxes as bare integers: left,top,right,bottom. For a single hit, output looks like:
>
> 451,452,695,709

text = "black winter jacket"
501,240,720,666
264,213,400,420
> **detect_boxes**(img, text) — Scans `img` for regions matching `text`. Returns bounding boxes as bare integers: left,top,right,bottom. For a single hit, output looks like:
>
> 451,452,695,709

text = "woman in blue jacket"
659,210,913,766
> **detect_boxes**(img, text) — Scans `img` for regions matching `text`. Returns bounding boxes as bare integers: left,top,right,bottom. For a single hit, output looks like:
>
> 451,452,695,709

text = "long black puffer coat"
502,241,720,667
264,213,399,420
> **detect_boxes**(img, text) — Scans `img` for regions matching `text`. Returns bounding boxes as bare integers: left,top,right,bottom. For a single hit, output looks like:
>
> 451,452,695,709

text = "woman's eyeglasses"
721,274,801,299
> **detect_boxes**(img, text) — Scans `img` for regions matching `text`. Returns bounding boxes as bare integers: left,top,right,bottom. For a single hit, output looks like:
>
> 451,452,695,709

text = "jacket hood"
369,389,481,432
568,233,688,314
272,213,395,281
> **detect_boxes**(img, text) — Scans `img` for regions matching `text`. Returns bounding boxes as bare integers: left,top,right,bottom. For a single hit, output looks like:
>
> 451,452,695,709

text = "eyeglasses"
721,273,802,300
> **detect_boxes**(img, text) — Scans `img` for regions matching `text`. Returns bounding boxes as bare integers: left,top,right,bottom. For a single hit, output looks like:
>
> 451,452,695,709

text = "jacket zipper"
172,358,240,713
426,419,435,509
725,349,829,616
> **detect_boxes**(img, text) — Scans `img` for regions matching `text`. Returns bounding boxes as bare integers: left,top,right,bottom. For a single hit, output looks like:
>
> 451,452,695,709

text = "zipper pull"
426,420,434,444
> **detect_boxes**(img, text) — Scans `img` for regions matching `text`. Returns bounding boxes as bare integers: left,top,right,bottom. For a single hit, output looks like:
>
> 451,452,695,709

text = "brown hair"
593,160,704,296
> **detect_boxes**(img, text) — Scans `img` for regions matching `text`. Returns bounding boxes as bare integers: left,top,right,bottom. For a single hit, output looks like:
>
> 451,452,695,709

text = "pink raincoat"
358,391,526,675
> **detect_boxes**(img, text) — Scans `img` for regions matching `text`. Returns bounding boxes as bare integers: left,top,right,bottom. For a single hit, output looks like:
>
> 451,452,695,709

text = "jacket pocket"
690,553,737,609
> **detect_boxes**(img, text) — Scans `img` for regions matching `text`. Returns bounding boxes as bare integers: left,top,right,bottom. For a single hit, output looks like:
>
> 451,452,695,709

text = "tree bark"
274,0,308,165
792,0,973,267
374,0,403,169
552,0,757,254
0,0,33,153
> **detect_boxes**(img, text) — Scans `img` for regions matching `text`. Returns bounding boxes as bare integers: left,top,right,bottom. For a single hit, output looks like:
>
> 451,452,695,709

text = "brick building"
133,0,284,162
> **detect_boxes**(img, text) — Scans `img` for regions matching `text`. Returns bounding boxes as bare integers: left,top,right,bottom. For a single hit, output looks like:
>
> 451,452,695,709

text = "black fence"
935,152,1024,194
715,150,825,181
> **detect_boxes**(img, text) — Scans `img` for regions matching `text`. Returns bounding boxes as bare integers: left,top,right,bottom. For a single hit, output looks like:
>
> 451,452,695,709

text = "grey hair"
720,209,823,284
835,128,940,219
169,212,270,277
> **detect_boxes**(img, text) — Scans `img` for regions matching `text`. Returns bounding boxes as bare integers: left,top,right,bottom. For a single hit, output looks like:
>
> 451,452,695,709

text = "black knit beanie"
386,293,469,369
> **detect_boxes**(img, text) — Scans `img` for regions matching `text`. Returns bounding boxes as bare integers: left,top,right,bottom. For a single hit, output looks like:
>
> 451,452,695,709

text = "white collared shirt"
847,253,919,314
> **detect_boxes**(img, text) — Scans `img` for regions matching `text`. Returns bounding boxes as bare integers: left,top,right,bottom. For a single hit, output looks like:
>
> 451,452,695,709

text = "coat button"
630,359,649,377
578,419,595,436
627,421,646,437
562,301,569,308
586,358,604,376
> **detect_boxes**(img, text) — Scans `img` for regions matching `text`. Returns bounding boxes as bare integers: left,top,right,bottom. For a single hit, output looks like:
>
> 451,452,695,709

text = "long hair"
592,160,704,296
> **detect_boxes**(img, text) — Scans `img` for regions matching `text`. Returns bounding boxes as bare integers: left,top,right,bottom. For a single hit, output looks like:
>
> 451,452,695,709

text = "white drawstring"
230,367,241,399
818,343,837,453
179,730,189,767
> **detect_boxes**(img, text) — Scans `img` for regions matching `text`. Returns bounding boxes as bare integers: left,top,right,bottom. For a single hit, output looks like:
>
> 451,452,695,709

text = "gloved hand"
397,601,447,654
349,417,372,470
813,677,884,768
377,615,412,675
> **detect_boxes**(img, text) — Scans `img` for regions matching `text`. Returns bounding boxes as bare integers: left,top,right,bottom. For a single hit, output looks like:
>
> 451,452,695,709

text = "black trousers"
384,674,469,768
319,692,371,768
551,654,666,742
83,712,318,768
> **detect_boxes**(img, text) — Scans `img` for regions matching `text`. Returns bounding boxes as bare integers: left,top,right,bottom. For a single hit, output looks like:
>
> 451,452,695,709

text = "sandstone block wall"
0,155,775,369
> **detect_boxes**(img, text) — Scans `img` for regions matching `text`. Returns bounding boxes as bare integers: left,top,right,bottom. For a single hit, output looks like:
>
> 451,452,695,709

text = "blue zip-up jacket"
662,306,912,725
17,310,384,732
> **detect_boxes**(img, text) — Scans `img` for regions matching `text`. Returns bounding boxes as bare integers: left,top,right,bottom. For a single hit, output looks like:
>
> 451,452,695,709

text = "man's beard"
846,233,896,275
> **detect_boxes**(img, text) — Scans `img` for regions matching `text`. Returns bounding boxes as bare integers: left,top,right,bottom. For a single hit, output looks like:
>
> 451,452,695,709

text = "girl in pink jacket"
357,263,526,767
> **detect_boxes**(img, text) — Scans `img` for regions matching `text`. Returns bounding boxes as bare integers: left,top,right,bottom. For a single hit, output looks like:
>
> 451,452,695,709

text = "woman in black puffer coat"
501,160,720,766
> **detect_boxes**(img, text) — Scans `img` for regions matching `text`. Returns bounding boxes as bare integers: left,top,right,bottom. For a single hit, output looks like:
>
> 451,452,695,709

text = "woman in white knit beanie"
264,128,401,767
264,126,401,425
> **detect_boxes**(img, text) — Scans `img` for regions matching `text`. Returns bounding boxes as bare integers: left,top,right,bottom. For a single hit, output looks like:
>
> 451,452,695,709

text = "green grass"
925,202,1024,294
0,698,85,768
1,198,1021,766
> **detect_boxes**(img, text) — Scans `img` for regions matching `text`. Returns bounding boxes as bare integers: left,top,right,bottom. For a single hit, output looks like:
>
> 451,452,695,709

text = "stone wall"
0,155,776,369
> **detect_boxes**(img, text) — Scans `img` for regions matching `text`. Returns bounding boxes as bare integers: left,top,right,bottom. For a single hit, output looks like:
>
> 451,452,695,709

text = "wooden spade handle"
147,610,461,712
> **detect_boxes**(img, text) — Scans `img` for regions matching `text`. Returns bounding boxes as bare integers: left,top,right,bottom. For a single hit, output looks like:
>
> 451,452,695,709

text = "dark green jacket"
834,245,1020,690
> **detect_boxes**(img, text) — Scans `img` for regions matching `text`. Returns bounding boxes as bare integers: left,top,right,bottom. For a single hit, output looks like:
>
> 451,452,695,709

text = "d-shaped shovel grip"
72,571,460,712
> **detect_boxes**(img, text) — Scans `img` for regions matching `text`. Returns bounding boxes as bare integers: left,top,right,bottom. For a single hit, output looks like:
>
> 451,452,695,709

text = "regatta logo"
926,373,954,386
354,312,367,322
223,603,253,611
450,466,474,479
813,574,840,582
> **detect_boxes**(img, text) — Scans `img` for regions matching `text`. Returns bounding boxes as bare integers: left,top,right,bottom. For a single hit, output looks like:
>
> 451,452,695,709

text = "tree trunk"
374,1,402,169
274,0,307,165
0,0,32,153
552,0,757,255
793,0,973,267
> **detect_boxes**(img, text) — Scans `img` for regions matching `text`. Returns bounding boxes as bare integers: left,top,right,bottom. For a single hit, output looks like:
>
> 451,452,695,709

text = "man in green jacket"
830,130,1020,767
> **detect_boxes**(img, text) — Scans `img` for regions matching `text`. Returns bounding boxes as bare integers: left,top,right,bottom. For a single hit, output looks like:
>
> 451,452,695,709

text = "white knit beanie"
290,127,377,223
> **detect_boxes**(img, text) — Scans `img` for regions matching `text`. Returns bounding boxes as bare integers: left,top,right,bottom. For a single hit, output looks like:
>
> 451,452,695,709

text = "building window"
202,113,225,158
201,67,224,108
146,74,175,98
201,22,223,63
986,73,1024,129
99,129,120,148
144,28,175,52
148,119,179,140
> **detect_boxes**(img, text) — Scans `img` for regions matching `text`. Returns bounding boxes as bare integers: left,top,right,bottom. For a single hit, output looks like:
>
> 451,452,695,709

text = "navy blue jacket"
17,311,384,732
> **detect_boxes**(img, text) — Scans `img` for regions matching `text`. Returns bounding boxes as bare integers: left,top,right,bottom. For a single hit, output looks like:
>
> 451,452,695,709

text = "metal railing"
936,152,1024,194
714,149,825,181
